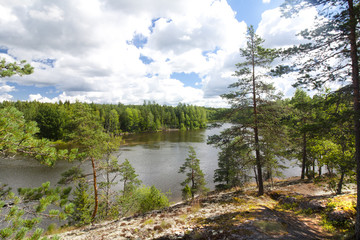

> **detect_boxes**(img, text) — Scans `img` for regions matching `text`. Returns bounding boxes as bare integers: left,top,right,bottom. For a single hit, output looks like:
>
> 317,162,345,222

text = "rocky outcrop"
57,178,355,240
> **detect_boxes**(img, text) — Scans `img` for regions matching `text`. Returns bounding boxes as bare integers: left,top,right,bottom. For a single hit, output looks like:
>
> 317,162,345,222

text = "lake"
0,124,301,202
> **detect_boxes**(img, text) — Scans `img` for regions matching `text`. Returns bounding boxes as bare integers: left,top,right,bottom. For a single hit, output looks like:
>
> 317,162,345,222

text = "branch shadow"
155,205,331,240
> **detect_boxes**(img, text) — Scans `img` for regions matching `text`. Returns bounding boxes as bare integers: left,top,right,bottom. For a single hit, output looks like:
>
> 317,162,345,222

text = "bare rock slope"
58,178,355,240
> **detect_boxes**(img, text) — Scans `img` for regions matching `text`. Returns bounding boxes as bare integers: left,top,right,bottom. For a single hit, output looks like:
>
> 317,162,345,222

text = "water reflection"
0,124,301,203
118,127,226,202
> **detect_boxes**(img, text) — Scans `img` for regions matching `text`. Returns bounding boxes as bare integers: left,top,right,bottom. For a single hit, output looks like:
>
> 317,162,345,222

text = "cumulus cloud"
0,82,15,101
257,7,317,48
0,0,318,106
256,7,318,97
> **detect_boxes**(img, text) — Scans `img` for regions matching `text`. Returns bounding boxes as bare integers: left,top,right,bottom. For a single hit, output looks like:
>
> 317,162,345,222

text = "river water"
0,124,301,202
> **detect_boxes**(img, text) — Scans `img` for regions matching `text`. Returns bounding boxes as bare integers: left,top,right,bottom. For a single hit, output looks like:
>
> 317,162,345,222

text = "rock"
125,232,133,238
328,210,352,223
154,225,162,231
299,199,327,212
279,196,298,205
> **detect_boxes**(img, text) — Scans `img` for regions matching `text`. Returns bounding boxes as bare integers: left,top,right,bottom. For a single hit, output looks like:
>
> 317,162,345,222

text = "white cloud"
257,7,317,48
0,0,318,106
0,93,13,101
0,84,14,93
262,0,271,3
256,7,319,97
29,5,64,21
0,82,15,101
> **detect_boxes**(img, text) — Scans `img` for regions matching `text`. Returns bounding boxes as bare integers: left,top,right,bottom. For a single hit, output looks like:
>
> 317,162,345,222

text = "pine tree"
221,25,280,195
69,179,94,225
288,89,315,179
118,159,142,194
65,102,109,222
178,146,208,200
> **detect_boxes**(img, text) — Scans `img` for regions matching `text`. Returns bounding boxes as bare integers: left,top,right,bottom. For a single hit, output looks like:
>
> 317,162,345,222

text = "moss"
327,195,356,216
280,202,299,211
144,218,154,225
318,194,356,234
179,214,188,221
160,220,172,229
320,217,336,232
254,220,288,235
301,208,314,215
233,197,247,205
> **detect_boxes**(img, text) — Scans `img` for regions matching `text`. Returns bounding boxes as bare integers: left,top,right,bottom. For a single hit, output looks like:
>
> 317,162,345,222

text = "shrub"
116,185,170,216
137,185,170,213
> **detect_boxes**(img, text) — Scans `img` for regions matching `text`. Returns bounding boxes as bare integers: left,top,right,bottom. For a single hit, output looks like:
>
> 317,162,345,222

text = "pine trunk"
191,168,195,199
91,157,99,222
347,1,360,239
301,132,307,179
337,171,345,195
251,36,264,195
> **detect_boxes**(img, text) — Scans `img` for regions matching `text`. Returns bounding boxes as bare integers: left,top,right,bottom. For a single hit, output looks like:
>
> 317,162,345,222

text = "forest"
0,0,360,239
0,100,211,140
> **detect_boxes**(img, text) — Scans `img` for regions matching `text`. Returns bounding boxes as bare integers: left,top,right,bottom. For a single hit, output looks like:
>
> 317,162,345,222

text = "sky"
0,0,318,107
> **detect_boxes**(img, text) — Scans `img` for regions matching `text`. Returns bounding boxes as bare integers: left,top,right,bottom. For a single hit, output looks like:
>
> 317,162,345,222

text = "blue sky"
0,0,317,106
229,0,283,27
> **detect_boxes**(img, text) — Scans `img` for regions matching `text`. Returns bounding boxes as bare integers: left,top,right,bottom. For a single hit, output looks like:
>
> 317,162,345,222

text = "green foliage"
35,104,65,141
0,183,73,240
118,159,142,194
135,185,170,214
0,101,209,140
280,0,357,89
211,137,253,190
97,155,141,219
68,179,94,226
66,102,109,160
179,147,208,199
0,107,77,166
0,58,33,78
182,185,192,201
280,6,359,228
321,194,356,232
58,167,84,185
116,185,170,216
210,26,285,194
286,89,319,179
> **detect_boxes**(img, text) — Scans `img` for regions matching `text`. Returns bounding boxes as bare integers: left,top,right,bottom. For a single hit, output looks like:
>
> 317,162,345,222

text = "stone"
328,210,352,223
299,199,327,212
154,225,162,231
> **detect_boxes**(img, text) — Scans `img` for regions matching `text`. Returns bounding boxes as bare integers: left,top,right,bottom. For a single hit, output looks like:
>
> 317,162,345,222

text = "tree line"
0,101,211,141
